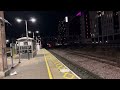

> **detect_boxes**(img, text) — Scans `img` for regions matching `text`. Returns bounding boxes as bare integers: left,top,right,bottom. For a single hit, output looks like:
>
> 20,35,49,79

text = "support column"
0,11,8,77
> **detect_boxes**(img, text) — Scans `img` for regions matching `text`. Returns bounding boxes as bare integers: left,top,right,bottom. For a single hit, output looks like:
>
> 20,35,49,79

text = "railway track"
58,49,120,68
49,48,120,79
49,49,102,79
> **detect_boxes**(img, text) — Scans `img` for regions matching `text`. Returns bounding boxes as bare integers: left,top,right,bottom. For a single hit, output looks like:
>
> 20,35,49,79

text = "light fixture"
30,17,36,23
35,31,39,33
28,31,32,34
16,18,22,23
6,40,9,43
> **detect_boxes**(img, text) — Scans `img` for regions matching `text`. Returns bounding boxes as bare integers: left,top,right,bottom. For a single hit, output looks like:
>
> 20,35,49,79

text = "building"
80,11,91,44
57,20,68,45
80,11,120,45
57,14,81,45
68,15,81,44
89,11,114,44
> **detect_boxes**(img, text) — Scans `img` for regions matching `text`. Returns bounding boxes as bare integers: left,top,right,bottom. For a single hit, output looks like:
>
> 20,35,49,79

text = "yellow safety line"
47,50,81,79
43,49,53,79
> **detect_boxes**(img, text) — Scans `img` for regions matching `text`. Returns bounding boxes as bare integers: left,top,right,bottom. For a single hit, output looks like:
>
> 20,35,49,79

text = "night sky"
4,11,78,42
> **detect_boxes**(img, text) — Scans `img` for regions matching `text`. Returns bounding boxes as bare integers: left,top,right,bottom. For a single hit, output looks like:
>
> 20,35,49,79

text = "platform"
4,49,80,79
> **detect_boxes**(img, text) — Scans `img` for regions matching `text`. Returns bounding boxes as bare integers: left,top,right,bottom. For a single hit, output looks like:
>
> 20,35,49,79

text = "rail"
57,49,120,68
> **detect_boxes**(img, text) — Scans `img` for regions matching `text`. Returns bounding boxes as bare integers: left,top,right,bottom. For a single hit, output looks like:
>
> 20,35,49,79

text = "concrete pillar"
0,11,8,77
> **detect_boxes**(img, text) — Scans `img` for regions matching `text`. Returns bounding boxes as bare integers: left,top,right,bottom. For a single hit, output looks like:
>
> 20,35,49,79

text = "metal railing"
6,46,21,69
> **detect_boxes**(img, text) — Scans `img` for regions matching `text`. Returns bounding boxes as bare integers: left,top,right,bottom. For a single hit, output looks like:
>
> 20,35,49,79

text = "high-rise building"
80,11,91,44
80,11,120,44
68,16,81,44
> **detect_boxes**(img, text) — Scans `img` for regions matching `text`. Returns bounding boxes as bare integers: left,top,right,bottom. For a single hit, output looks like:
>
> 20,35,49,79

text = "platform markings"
46,50,81,79
43,49,53,79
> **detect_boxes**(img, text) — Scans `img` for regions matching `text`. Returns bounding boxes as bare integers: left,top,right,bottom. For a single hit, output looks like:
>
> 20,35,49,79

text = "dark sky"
4,11,78,41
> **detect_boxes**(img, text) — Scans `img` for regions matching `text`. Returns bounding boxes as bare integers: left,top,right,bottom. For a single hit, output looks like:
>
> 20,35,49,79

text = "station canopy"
17,37,34,41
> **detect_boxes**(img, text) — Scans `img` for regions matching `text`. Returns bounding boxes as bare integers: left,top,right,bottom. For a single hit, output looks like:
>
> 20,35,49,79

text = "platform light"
30,17,36,23
28,31,32,34
106,41,108,43
6,40,9,43
16,18,22,23
35,31,39,33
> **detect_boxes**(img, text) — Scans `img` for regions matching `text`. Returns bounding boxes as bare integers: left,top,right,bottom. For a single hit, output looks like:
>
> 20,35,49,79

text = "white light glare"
28,31,32,34
6,40,9,43
16,18,22,23
30,17,36,23
36,31,39,33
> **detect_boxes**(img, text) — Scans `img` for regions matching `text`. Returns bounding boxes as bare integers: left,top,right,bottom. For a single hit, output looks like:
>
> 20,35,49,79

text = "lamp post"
16,17,36,38
28,30,39,39
28,30,40,57
16,17,36,60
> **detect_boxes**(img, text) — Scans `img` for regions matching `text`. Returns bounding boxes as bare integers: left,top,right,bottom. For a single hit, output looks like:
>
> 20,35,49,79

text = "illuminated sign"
65,16,68,22
76,11,82,16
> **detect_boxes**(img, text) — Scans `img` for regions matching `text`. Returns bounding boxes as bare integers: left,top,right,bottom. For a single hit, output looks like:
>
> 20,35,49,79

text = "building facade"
80,11,120,44
80,11,91,44
57,15,81,45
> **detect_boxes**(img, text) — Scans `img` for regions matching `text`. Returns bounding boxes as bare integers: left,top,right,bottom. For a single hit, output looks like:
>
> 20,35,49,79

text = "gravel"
49,50,102,79
49,49,120,79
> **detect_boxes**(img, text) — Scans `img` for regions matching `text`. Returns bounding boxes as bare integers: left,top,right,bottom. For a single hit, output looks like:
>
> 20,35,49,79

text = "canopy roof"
17,37,34,41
